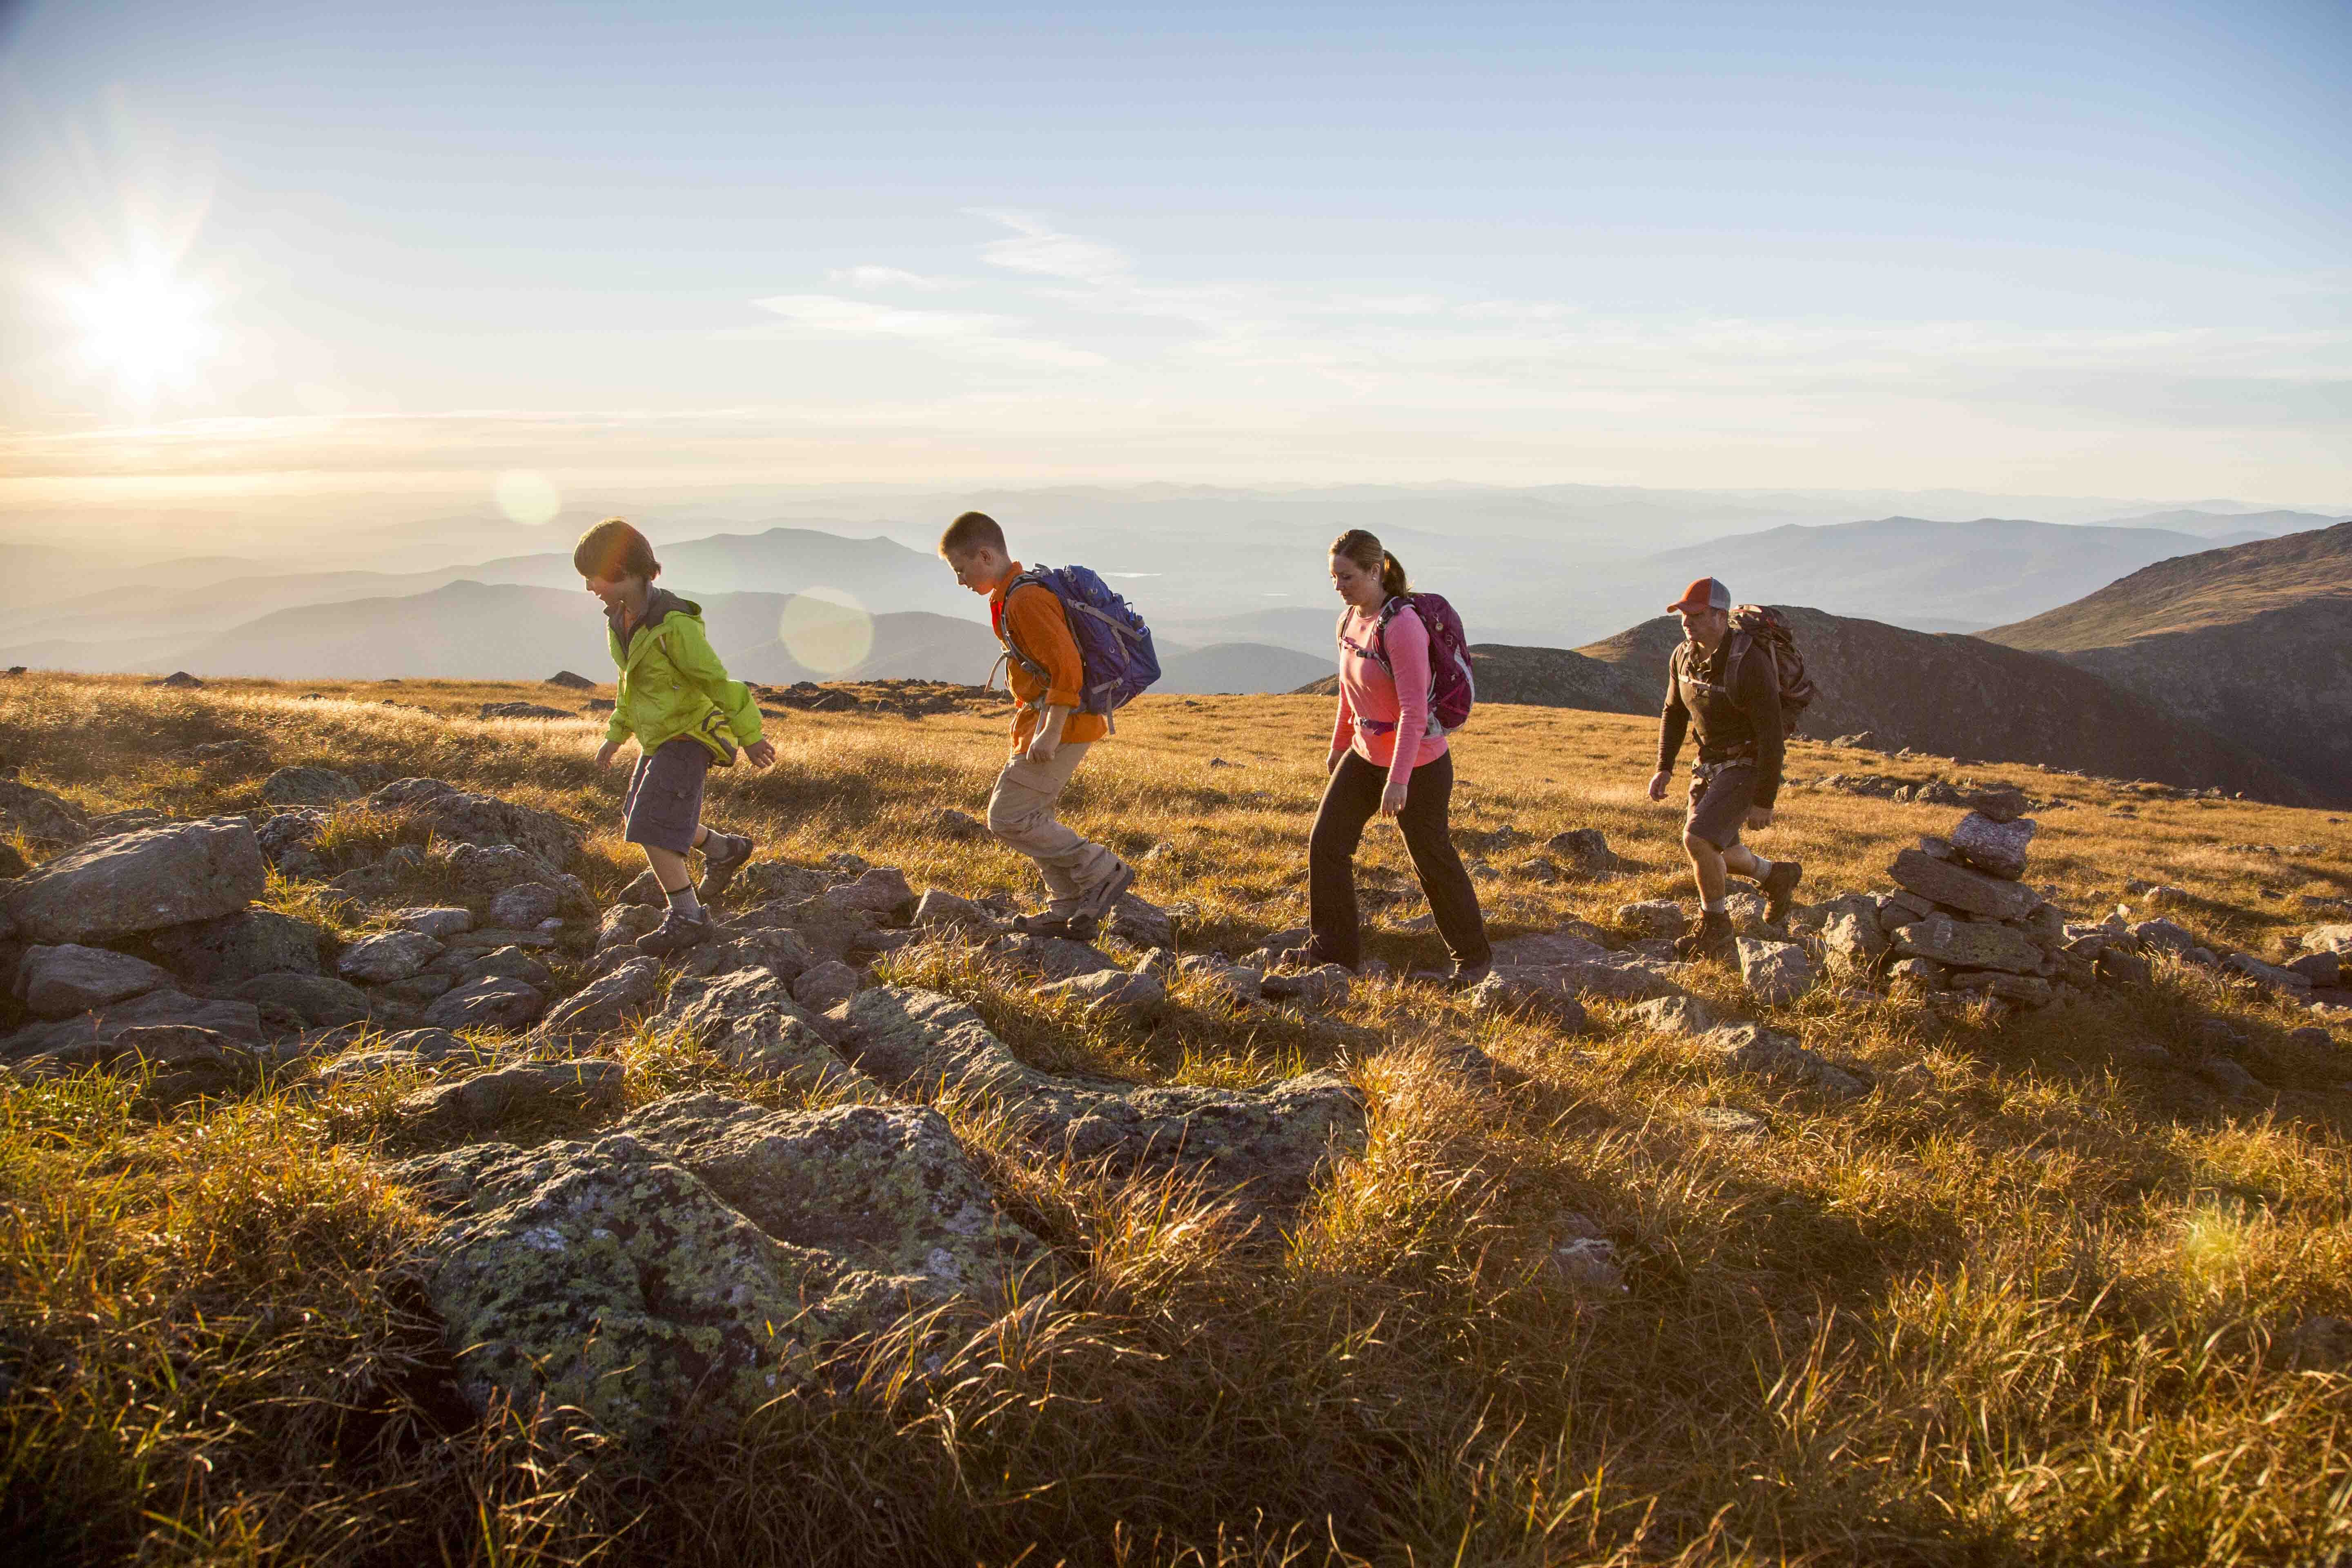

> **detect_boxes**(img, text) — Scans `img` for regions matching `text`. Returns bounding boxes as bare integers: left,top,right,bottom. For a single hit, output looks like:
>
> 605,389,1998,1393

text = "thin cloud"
826,265,965,291
750,294,1103,367
972,210,1131,284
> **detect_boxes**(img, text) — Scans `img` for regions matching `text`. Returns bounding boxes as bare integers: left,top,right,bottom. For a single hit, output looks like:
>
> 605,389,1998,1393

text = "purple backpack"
1344,592,1476,735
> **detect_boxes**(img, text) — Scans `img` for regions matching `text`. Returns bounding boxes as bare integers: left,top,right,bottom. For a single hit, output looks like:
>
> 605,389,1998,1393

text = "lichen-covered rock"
152,908,326,986
1888,848,2038,922
233,971,373,1028
534,958,664,1052
985,932,1125,983
0,779,88,844
259,766,361,806
1821,911,1886,970
488,882,564,929
2220,952,2311,996
838,987,1367,1218
621,1094,1044,1296
1737,938,1819,1006
597,903,662,953
391,906,473,938
1106,893,1176,951
443,945,553,989
437,842,564,896
1039,967,1168,1022
1544,828,1621,875
1465,971,1588,1032
14,944,172,1017
1891,915,2046,976
1614,900,1689,939
1947,970,2056,1008
396,1056,626,1132
1887,955,1947,989
686,926,817,986
2,987,263,1063
2285,951,2341,987
4,818,266,944
1704,1023,1868,1098
791,960,862,1013
1948,811,2036,880
913,889,997,934
339,930,445,984
823,868,915,922
1629,993,1727,1036
368,777,581,867
656,968,873,1091
422,975,546,1032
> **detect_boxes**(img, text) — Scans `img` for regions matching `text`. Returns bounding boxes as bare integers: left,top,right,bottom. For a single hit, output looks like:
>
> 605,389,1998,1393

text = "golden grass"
0,672,2348,1566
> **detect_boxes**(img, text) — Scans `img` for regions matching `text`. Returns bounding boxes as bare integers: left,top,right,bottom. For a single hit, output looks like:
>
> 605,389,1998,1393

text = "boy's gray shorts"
1685,762,1756,851
623,738,711,853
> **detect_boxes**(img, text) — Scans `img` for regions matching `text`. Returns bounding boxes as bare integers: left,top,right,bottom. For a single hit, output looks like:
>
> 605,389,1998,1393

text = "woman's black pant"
1308,748,1490,971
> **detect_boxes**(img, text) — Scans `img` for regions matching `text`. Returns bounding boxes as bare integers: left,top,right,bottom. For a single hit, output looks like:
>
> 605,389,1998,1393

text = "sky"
2,0,2347,519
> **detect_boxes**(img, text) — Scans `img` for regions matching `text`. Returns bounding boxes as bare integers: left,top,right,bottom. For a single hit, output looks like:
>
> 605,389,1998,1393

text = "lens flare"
778,588,874,675
495,470,562,527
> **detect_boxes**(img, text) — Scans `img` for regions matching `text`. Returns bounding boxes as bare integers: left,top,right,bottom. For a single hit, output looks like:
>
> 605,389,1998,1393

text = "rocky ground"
2,674,2348,1566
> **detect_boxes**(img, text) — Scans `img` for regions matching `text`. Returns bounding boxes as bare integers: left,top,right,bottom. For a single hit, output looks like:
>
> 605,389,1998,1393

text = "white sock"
665,883,704,919
1703,897,1728,914
1748,857,1775,882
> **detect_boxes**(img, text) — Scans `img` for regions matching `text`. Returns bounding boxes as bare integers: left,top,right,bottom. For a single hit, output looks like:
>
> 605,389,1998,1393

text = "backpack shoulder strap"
997,570,1057,685
1367,594,1413,668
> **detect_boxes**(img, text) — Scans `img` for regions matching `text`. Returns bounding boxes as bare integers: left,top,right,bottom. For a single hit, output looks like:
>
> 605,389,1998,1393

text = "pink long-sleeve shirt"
1330,602,1449,774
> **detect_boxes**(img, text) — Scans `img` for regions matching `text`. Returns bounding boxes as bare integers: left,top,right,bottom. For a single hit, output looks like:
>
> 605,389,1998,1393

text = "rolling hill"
1982,521,2352,805
1156,642,1334,695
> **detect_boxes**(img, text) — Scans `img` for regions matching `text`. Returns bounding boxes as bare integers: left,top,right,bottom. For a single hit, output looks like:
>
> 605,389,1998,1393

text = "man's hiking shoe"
697,832,755,903
636,909,715,958
1074,860,1136,927
1673,911,1736,962
1011,910,1097,942
1445,959,1494,993
1760,860,1804,925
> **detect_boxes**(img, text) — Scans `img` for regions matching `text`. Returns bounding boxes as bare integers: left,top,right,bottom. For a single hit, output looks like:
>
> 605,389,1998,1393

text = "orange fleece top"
990,562,1110,753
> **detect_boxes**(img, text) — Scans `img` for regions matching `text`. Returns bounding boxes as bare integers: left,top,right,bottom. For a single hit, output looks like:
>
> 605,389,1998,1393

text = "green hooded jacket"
603,589,763,763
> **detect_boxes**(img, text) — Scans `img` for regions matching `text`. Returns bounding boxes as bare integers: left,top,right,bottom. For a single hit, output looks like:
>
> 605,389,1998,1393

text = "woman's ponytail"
1331,528,1410,601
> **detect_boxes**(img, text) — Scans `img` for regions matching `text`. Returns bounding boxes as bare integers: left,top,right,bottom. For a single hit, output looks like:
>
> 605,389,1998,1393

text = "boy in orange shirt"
939,510,1134,940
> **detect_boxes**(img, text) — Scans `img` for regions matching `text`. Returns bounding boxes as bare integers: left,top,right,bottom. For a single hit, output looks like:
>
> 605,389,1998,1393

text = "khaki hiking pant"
987,743,1123,917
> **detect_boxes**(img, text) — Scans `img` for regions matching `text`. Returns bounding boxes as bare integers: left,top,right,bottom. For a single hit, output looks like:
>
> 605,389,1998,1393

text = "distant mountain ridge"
1982,521,2352,804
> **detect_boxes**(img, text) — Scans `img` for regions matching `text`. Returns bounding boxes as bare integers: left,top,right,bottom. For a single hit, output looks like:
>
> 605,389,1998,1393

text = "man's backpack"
994,565,1161,719
1347,592,1476,735
1727,604,1816,716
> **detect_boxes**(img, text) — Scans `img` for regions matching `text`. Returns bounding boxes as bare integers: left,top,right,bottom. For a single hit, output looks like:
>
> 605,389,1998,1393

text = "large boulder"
367,778,582,867
1887,848,2038,922
149,908,325,985
837,987,1368,1218
1891,914,2048,976
14,944,172,1017
232,971,373,1028
3,818,266,944
393,1093,1042,1466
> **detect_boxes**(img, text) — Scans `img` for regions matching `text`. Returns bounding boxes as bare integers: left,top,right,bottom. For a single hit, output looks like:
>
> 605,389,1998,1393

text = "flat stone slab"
1891,914,2047,976
4,817,266,944
1889,848,2039,923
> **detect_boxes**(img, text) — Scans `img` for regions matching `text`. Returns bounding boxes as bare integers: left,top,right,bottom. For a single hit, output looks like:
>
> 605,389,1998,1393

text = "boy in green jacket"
578,518,776,955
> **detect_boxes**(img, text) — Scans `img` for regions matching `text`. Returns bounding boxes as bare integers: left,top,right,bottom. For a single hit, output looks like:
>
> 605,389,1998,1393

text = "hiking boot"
635,908,714,958
1444,959,1494,993
1760,860,1804,925
1073,859,1136,927
1673,911,1736,962
697,831,755,903
1011,910,1098,942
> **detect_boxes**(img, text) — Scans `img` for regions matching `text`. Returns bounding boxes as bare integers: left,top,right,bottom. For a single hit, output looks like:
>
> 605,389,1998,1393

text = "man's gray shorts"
623,737,711,853
1685,762,1756,852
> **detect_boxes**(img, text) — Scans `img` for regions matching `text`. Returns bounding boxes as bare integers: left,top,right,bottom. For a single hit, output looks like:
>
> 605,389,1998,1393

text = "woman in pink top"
1285,529,1490,985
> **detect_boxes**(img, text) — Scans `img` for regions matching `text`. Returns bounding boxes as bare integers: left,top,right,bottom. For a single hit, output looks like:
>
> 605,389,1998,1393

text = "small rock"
1628,994,1724,1035
1260,964,1351,1010
1548,1236,1626,1295
1966,786,2031,824
393,906,474,938
1887,955,1947,989
2285,951,2341,987
0,779,89,844
544,670,597,690
476,702,574,721
1177,956,1263,1006
487,882,563,929
912,889,997,934
231,971,373,1028
14,944,172,1017
2287,1315,2352,1370
1466,971,1588,1032
823,868,915,922
338,931,445,984
1948,811,2036,880
1544,827,1620,875
790,960,862,1013
1615,900,1688,939
1038,967,1168,1022
596,904,662,952
1106,892,1176,951
531,959,664,1052
1736,938,1818,1006
922,807,985,840
1706,1023,1867,1097
150,671,204,689
1692,1105,1770,1138
421,976,547,1032
2194,1056,2261,1095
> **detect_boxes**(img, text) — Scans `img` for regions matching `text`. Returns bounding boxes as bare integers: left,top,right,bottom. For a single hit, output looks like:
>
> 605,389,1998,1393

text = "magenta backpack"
1345,592,1476,735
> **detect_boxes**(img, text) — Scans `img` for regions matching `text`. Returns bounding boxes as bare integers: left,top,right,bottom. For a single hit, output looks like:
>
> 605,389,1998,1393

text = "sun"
64,262,220,410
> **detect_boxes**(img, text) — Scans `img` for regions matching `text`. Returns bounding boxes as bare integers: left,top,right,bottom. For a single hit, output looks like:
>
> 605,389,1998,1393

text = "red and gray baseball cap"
1668,576,1731,612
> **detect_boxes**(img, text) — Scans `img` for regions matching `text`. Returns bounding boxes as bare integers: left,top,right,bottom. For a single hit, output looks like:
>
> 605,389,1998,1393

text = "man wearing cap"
1646,577,1802,959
